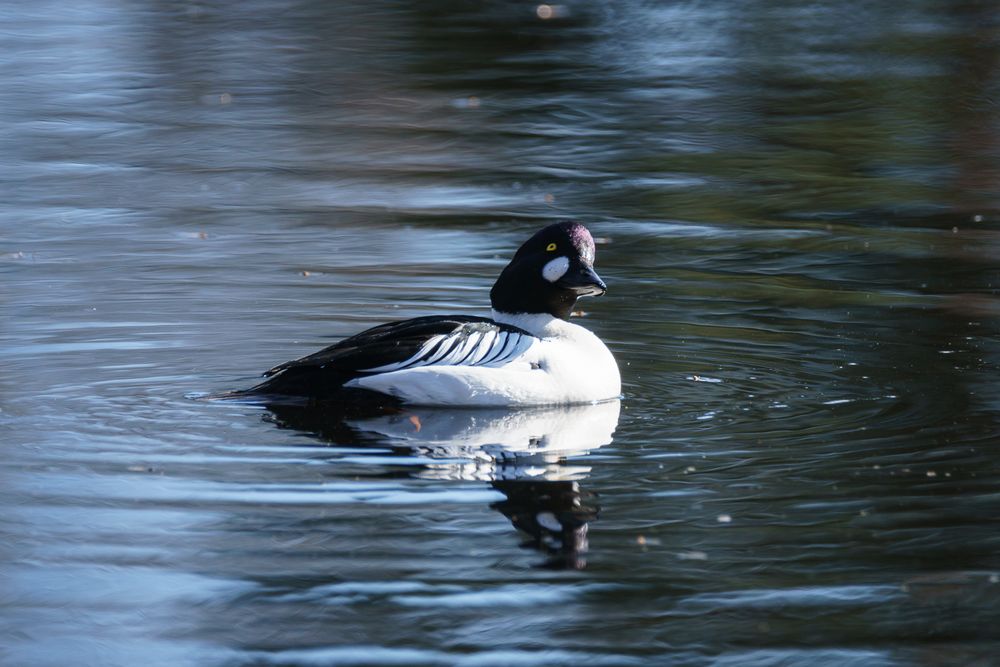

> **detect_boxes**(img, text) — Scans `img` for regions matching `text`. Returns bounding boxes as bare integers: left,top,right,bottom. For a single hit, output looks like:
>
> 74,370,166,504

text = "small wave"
243,646,644,666
675,584,902,612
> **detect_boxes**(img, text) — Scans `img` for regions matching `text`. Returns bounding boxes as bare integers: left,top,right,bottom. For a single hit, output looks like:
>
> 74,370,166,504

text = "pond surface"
3,2,1000,665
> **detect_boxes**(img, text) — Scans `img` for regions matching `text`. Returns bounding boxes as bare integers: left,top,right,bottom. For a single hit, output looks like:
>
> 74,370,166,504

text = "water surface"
2,2,999,666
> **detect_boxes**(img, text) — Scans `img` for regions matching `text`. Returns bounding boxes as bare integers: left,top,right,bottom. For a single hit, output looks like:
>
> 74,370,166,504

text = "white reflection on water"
261,400,620,569
348,400,621,481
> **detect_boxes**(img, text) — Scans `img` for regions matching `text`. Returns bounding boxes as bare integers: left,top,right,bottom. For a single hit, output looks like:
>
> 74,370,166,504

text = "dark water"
3,2,1000,665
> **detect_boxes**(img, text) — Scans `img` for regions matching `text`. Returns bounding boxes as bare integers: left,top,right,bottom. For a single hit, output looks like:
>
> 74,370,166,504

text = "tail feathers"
201,368,401,411
239,366,357,399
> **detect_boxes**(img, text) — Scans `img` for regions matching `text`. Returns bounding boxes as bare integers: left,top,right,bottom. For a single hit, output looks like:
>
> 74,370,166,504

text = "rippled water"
3,2,1000,666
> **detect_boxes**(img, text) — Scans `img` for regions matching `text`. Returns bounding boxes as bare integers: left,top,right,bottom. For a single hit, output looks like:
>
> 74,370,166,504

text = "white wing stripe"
509,334,534,364
439,333,476,366
360,334,445,373
467,330,498,365
477,332,504,365
509,334,535,363
455,332,491,365
480,331,515,365
358,325,535,373
420,335,455,366
498,333,527,365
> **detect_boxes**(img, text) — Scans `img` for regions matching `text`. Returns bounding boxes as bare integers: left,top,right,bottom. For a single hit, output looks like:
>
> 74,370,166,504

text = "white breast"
345,312,621,407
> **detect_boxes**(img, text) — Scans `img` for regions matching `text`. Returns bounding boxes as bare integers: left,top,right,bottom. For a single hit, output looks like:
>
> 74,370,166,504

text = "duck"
233,221,621,406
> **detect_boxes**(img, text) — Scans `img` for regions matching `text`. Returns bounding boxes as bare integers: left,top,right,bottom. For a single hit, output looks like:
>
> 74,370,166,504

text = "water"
2,1,999,665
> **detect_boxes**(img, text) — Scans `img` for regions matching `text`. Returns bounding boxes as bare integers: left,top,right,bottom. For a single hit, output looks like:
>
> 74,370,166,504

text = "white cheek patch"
542,256,570,283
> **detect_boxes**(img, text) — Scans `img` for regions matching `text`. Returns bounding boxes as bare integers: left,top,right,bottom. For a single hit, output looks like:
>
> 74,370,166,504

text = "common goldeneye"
236,221,621,406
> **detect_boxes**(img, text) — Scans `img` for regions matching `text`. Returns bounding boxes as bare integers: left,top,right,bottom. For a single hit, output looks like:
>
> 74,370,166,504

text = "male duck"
237,221,621,406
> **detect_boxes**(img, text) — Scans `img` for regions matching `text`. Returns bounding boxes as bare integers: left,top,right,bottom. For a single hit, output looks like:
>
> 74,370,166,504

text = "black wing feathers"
264,316,518,375
246,316,534,398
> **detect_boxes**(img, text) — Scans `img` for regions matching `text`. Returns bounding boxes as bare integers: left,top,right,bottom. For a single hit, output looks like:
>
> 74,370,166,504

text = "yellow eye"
546,243,557,252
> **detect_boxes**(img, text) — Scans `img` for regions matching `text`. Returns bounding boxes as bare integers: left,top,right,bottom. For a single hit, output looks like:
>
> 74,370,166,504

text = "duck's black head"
490,221,607,320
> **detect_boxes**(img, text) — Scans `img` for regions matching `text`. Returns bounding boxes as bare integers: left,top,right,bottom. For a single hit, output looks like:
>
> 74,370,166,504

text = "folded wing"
248,316,536,398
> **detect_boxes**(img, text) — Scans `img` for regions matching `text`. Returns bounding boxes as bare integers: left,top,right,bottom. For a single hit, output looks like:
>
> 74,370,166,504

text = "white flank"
346,311,621,406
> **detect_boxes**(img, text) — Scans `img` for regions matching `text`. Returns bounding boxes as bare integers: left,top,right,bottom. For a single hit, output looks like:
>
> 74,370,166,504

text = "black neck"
490,259,578,320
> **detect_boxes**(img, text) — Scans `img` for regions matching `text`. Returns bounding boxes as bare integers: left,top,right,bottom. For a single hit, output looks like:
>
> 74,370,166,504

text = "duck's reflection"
490,478,599,570
264,400,620,569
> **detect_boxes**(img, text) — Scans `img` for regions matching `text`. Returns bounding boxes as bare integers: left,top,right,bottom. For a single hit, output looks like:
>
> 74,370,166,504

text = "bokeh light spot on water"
536,4,567,21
